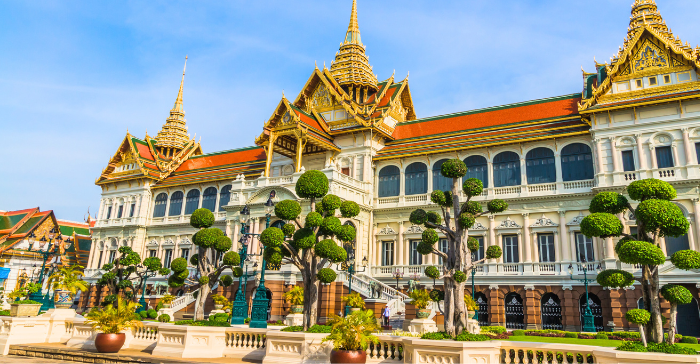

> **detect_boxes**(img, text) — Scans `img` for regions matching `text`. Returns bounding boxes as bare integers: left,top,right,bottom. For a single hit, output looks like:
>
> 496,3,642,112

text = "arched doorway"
474,292,489,326
677,298,700,337
505,292,524,329
580,293,603,332
541,293,563,330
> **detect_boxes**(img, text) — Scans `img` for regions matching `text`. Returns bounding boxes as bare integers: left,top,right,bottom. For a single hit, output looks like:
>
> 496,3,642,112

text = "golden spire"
330,0,378,95
155,56,191,156
628,0,668,38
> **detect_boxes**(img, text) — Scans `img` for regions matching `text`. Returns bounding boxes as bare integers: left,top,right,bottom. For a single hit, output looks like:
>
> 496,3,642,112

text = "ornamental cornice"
496,217,521,229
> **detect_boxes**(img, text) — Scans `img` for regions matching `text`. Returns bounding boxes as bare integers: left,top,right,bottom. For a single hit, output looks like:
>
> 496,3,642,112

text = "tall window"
106,206,113,219
526,148,556,184
464,155,489,188
405,162,428,195
117,205,123,218
202,187,217,212
538,234,555,262
493,152,521,187
621,150,636,172
471,236,485,261
561,143,594,181
410,240,423,265
184,190,201,215
149,250,157,258
97,251,103,268
695,142,700,165
153,193,168,218
378,166,400,197
666,234,690,256
129,203,136,217
180,248,190,263
169,191,184,216
164,249,173,268
439,239,449,264
655,146,674,168
432,159,453,192
218,185,232,210
503,235,519,263
108,251,116,263
382,241,394,266
575,232,595,262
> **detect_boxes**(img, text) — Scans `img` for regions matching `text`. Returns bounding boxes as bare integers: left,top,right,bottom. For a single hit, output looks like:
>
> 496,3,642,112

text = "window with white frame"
108,251,116,263
538,234,555,263
438,239,449,264
129,203,136,217
502,235,519,263
180,248,190,262
164,249,173,268
382,241,394,266
149,249,157,258
621,150,636,172
655,146,674,168
575,232,595,262
409,240,423,265
470,236,485,261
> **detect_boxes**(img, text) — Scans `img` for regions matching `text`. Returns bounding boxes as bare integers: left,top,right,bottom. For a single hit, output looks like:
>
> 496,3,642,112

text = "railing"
563,179,594,189
499,342,596,364
534,262,558,274
267,176,293,185
378,197,400,205
368,335,404,362
624,172,638,181
405,194,428,203
224,328,266,350
133,325,159,341
336,173,370,191
658,168,676,179
526,183,556,193
170,287,199,313
495,186,521,195
338,271,408,302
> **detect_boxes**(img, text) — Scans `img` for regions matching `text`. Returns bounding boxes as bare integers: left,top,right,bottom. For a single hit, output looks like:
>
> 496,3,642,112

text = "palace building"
86,0,700,335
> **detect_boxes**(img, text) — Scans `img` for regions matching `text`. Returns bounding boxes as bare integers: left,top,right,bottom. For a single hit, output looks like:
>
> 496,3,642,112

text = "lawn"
505,336,700,351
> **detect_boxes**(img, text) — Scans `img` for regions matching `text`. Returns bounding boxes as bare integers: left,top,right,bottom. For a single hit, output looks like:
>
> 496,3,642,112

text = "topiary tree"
409,159,506,336
625,308,651,347
660,284,693,345
98,246,170,305
581,180,699,343
258,170,358,330
169,208,241,321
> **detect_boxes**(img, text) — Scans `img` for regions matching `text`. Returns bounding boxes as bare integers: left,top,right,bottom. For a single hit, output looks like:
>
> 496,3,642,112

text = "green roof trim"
399,93,582,127
131,137,149,146
59,225,90,236
14,216,44,235
0,213,28,230
188,145,263,159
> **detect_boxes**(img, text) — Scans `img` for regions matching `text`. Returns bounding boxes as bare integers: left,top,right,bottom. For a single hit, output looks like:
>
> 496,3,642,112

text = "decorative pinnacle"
173,55,187,112
344,0,361,45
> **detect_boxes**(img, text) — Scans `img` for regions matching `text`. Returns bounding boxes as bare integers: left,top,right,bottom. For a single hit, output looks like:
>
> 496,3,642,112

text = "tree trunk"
302,272,319,330
453,280,467,334
194,283,211,321
649,269,664,344
444,278,456,336
668,304,677,345
639,324,648,347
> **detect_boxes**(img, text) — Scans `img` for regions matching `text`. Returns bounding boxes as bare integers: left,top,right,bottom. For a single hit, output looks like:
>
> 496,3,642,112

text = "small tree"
98,246,170,303
625,308,650,347
581,179,700,343
660,284,693,345
258,170,358,330
408,159,505,336
169,208,241,321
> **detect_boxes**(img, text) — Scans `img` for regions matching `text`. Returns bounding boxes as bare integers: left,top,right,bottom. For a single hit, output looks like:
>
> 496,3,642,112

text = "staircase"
170,288,199,313
337,272,409,327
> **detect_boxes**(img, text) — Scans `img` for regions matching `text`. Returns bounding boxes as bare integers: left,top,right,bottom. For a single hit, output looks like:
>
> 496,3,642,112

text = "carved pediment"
496,217,521,229
246,186,297,205
378,224,397,235
471,221,487,230
567,213,586,226
531,215,558,228
405,225,424,234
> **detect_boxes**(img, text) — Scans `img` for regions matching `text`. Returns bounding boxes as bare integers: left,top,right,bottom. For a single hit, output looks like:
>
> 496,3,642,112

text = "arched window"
432,159,452,192
541,293,563,330
504,292,524,329
493,152,521,187
526,148,556,184
677,298,700,337
168,191,184,216
561,143,594,181
405,162,428,195
271,220,285,229
218,185,232,210
202,187,218,212
378,166,400,197
464,155,488,188
184,190,201,215
474,292,489,326
153,193,168,218
579,293,603,332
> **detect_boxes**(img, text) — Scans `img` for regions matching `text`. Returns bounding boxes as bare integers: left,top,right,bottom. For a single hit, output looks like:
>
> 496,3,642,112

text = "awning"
0,268,11,280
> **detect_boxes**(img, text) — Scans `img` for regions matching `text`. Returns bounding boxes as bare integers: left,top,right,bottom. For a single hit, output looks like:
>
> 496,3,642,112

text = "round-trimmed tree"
97,246,171,306
660,284,693,344
408,158,505,336
581,179,694,344
258,170,360,330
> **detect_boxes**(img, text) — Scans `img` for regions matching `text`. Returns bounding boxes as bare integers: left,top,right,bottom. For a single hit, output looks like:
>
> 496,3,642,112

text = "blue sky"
2,0,700,222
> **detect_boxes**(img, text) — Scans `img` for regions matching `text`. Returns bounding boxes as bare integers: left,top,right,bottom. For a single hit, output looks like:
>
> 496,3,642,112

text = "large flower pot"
10,303,41,317
290,305,303,314
214,304,224,310
53,290,74,309
467,310,476,319
416,309,431,319
162,303,172,309
350,307,361,313
94,333,126,353
330,349,367,364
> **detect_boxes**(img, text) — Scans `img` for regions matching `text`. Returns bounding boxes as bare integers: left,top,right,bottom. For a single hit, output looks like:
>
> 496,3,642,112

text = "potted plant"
211,294,229,311
322,310,380,364
160,294,175,308
9,283,42,317
409,289,431,318
342,292,365,313
464,293,478,319
283,286,304,314
47,264,88,309
85,297,142,353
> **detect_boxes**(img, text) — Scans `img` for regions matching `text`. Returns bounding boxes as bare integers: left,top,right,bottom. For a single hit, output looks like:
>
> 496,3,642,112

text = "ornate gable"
96,134,153,184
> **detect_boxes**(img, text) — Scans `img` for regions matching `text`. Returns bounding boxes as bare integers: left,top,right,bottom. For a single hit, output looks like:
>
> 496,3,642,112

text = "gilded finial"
315,60,318,69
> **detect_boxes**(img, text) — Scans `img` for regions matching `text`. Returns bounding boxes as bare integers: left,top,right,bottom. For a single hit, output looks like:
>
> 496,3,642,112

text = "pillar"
295,137,304,172
609,137,620,172
487,161,494,193
605,237,615,259
693,199,700,251
553,231,560,262
594,139,605,174
488,216,496,262
649,145,658,169
265,133,276,177
399,171,406,196
554,153,563,182
561,286,577,332
520,155,528,186
523,214,532,263
397,222,404,265
683,128,695,165
524,287,538,330
559,211,569,262
488,287,502,326
531,232,539,263
672,143,680,168
636,134,647,170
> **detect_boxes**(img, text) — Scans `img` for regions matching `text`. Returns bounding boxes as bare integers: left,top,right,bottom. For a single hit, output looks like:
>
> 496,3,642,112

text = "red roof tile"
174,147,266,173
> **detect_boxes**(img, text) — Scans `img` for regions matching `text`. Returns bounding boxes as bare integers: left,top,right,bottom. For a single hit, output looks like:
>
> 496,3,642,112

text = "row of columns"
97,194,147,220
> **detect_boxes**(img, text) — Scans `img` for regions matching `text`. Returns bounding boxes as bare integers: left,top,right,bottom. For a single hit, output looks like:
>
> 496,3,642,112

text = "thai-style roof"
330,0,378,92
155,57,192,152
376,94,587,160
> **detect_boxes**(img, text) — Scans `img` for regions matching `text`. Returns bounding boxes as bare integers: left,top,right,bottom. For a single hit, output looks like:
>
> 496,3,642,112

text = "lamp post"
27,228,62,307
392,270,403,291
249,191,276,329
231,205,251,325
338,255,368,316
567,260,603,333
137,264,157,313
470,268,478,322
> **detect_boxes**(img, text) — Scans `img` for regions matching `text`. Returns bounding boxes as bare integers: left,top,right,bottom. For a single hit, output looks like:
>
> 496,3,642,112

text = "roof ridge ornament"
155,56,194,155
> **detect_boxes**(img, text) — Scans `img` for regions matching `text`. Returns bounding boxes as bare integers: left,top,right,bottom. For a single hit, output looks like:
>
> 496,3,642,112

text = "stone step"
7,344,229,364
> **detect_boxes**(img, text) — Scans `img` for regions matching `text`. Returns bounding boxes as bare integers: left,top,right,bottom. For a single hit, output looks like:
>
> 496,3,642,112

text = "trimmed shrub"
410,209,428,225
458,213,475,229
681,336,698,344
636,199,689,238
190,254,199,266
422,229,439,245
421,332,453,340
291,228,316,250
426,211,442,225
320,216,341,236
264,246,283,264
661,284,693,305
139,311,149,318
336,224,356,243
295,170,329,198
618,341,698,355
282,223,296,237
190,208,215,228
425,266,440,279
441,159,467,178
596,269,635,288
147,309,157,319
580,213,623,238
260,227,285,247
589,192,629,214
223,251,241,266
430,190,448,206
480,326,507,334
339,201,360,218
429,289,444,302
417,242,434,255
442,191,454,207
220,275,233,287
453,271,466,283
467,237,480,252
317,268,336,284
199,276,209,285
193,228,224,248
315,239,346,263
595,333,609,340
513,330,526,336
462,201,482,215
158,314,171,323
671,250,700,270
232,267,243,277
487,200,508,213
618,241,665,266
564,332,578,338
627,178,676,201
321,194,342,212
214,236,232,252
454,332,490,341
486,245,502,259
170,257,187,272
306,324,332,333
304,212,323,228
463,178,483,197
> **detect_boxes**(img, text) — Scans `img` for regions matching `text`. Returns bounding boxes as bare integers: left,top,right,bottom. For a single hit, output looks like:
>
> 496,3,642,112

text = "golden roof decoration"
155,56,191,152
330,0,378,93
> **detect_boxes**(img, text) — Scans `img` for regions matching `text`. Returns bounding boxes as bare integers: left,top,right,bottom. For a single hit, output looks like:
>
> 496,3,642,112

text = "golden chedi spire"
155,56,191,158
628,0,668,39
330,0,378,102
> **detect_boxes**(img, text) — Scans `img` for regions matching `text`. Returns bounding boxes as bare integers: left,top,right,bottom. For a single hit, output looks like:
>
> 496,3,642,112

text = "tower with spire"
155,56,191,158
330,0,378,103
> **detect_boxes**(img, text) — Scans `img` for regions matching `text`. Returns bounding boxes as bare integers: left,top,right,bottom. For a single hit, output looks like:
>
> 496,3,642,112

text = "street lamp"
392,270,404,291
250,191,277,329
27,230,62,309
567,260,603,333
231,205,251,325
338,253,368,316
136,263,158,313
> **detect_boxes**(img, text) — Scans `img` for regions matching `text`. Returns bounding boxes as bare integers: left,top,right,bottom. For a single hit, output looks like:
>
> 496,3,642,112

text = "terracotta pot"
416,309,431,319
94,333,126,353
330,349,367,363
290,305,303,314
53,290,74,309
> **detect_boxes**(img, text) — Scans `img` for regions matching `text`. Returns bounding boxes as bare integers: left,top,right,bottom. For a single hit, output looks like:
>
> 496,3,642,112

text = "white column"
682,128,695,165
520,156,527,186
399,171,406,196
352,155,358,180
660,237,668,257
609,137,620,172
693,199,700,251
397,222,404,265
522,214,532,263
559,211,570,262
427,165,434,193
649,145,658,169
365,154,371,183
487,161,494,192
636,134,647,170
594,139,605,173
97,199,105,220
489,216,497,263
672,143,680,167
87,240,98,268
604,237,615,259
531,232,539,263
554,153,563,183
553,232,561,262
687,219,696,252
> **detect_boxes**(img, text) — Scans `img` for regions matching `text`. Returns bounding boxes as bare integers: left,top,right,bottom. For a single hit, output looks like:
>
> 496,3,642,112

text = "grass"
505,336,700,352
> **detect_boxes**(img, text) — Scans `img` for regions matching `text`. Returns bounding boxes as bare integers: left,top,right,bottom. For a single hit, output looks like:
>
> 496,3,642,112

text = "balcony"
370,261,604,279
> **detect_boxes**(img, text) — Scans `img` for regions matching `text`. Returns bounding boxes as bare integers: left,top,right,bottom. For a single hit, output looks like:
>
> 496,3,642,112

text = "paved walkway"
0,356,82,363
